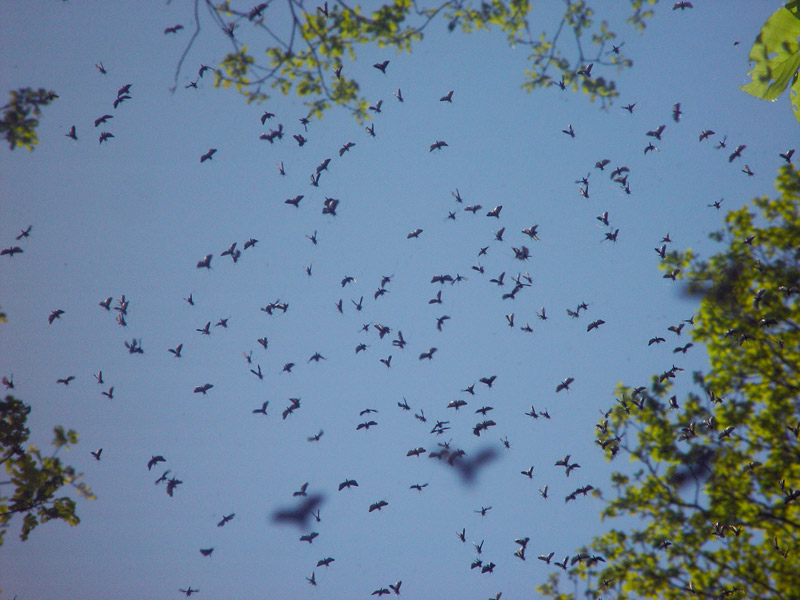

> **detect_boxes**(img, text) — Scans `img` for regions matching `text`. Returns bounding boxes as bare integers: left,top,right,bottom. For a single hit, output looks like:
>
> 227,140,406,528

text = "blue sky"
1,2,796,599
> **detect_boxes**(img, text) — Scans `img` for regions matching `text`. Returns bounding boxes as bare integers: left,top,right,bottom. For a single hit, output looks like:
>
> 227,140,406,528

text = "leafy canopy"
179,0,651,120
0,395,94,547
539,164,800,599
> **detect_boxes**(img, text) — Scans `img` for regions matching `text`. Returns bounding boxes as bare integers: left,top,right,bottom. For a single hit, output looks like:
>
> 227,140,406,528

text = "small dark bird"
179,588,198,597
780,149,795,163
429,140,448,152
217,513,235,527
357,420,378,431
605,229,620,242
166,476,183,497
699,129,715,141
293,483,309,497
648,336,666,345
623,103,636,113
57,375,76,385
419,347,437,360
394,88,404,102
164,24,184,34
199,548,214,557
193,383,213,394
562,124,575,138
148,455,166,470
95,61,107,75
101,386,114,399
200,148,217,162
299,532,319,543
49,309,65,324
373,60,389,73
339,141,356,156
486,205,502,218
91,448,103,461
647,125,666,140
440,90,454,102
587,319,605,332
369,100,383,113
672,102,682,122
1,247,23,257
65,125,77,140
521,466,534,478
369,500,388,512
480,375,497,388
407,228,423,239
673,1,693,9
338,479,358,491
94,114,113,127
729,145,745,162
98,131,114,143
556,377,574,392
577,63,593,77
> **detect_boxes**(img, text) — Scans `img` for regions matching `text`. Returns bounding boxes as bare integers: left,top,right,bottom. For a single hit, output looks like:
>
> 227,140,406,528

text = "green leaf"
740,3,800,101
791,71,800,123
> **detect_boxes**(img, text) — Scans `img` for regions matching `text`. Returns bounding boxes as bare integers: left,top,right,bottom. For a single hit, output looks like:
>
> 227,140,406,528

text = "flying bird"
699,129,715,141
65,125,77,140
369,500,388,512
647,125,666,140
373,60,389,73
729,145,745,162
429,140,448,152
164,24,184,34
556,377,574,392
0,246,22,257
440,90,454,102
200,148,217,162
672,102,682,122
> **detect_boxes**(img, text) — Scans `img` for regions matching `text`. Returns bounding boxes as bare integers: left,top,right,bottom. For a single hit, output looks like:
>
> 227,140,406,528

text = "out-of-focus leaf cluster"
0,88,59,151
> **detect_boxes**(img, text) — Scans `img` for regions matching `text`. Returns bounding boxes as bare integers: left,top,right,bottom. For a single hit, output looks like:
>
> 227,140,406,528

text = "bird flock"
2,4,795,599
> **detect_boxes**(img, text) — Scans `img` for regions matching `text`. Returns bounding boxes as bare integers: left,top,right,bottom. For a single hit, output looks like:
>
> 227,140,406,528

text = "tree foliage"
741,0,800,125
0,395,94,547
0,88,59,151
177,0,652,120
539,164,800,599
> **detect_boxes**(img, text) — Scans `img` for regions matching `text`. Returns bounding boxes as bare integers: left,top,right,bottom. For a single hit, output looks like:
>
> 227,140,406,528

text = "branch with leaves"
539,165,800,600
0,396,94,547
171,0,648,121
